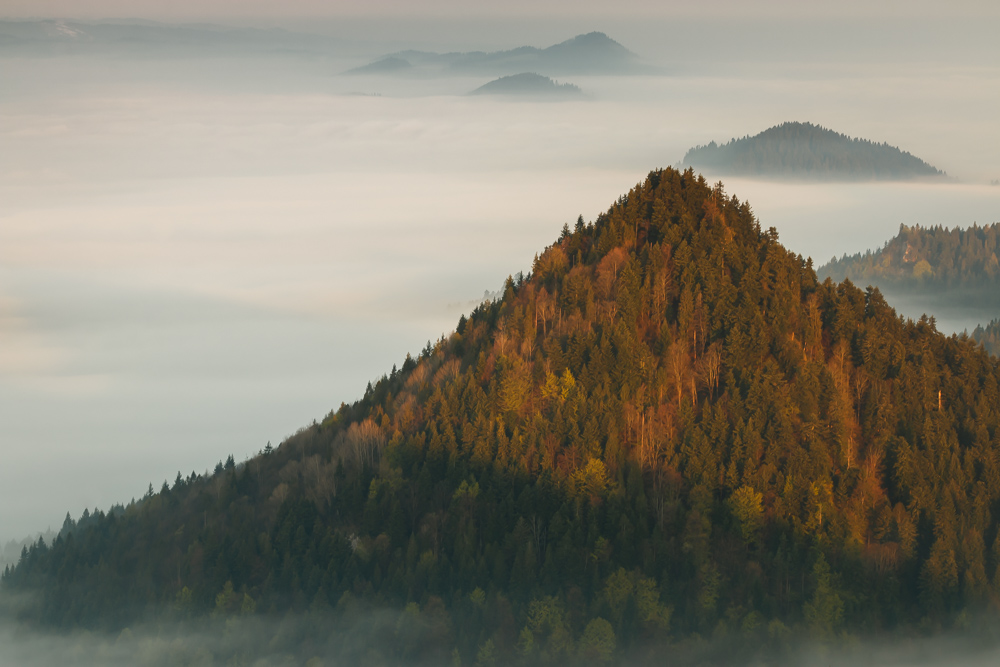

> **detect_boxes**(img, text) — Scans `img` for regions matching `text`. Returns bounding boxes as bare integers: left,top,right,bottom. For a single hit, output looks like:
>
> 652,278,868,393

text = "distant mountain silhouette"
682,121,945,181
469,72,582,97
343,56,412,76
352,32,648,77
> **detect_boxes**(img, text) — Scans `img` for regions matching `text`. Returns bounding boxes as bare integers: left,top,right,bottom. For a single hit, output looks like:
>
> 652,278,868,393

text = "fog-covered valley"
1,10,999,548
4,609,1000,667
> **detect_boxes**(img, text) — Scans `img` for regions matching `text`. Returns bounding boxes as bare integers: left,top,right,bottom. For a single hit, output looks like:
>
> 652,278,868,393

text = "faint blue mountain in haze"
469,72,582,97
357,31,651,77
343,56,413,75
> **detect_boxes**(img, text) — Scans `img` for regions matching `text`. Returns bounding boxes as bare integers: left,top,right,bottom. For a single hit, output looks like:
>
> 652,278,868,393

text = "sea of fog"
1,23,999,545
4,609,1000,667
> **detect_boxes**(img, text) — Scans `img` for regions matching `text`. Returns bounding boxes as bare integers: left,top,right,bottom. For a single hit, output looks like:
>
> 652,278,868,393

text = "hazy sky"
3,0,999,20
1,3,999,544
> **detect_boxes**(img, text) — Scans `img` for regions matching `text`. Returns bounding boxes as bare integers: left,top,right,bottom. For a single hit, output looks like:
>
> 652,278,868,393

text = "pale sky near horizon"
1,1,999,547
4,0,997,21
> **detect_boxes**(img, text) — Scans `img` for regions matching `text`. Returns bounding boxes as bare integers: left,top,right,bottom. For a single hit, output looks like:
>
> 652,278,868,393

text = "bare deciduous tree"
666,341,690,408
345,419,386,469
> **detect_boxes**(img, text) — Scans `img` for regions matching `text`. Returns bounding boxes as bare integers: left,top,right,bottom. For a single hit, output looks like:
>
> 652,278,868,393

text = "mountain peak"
550,31,631,54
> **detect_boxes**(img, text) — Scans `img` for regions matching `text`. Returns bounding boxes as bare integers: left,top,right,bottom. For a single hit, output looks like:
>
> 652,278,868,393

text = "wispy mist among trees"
972,320,1000,357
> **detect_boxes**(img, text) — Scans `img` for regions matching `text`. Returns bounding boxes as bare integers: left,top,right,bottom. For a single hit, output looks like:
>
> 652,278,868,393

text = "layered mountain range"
346,32,646,78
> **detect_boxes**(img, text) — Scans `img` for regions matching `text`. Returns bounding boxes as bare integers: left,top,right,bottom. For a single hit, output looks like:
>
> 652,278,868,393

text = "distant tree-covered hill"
469,73,582,97
7,169,1000,665
819,223,1000,292
682,122,945,181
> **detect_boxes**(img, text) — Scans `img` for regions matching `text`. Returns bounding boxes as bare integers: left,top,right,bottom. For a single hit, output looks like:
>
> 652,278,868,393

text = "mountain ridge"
350,32,648,77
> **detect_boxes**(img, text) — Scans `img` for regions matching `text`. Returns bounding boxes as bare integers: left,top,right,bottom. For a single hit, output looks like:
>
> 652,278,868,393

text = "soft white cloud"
0,293,67,376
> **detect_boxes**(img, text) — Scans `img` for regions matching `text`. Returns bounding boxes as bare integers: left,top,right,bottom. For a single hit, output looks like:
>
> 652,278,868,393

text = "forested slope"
973,320,1000,357
820,222,1000,292
6,168,1000,665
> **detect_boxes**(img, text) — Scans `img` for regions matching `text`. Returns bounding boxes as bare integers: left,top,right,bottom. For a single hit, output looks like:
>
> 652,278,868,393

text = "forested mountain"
7,168,1000,665
470,73,582,97
682,122,944,181
819,222,1000,292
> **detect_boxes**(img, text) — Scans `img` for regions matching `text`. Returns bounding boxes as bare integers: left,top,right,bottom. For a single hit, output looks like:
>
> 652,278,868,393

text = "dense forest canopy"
6,168,1000,665
682,122,944,181
819,222,1000,291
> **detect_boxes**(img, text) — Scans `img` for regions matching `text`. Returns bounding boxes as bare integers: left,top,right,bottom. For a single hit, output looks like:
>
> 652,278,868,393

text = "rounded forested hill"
6,168,1000,665
470,73,582,97
683,122,945,181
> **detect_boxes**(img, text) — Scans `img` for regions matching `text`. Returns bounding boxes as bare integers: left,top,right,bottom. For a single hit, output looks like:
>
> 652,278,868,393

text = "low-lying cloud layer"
3,608,1000,667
